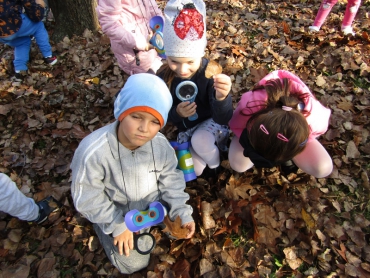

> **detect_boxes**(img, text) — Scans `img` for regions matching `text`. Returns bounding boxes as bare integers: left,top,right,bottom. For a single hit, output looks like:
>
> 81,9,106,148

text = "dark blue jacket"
159,58,233,132
0,0,44,37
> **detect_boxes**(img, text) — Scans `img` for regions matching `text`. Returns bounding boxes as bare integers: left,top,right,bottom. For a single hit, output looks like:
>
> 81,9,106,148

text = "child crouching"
71,73,195,274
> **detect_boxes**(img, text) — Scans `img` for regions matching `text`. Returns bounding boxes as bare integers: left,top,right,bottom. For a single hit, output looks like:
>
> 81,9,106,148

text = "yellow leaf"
301,208,315,229
92,77,100,85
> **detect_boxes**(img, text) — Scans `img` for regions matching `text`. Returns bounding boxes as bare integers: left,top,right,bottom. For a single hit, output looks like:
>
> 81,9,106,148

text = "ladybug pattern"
173,3,204,41
163,0,206,57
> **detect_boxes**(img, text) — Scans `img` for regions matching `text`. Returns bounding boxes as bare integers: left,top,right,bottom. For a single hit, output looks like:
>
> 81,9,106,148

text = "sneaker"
341,26,355,36
280,160,299,176
13,71,27,82
44,55,58,66
32,196,60,224
308,26,320,33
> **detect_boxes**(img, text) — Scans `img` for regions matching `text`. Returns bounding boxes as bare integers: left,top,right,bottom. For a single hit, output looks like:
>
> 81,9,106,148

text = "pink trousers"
312,0,361,28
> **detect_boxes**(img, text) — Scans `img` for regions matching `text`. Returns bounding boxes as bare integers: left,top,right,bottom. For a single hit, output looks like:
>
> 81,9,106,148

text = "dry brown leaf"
162,215,189,239
337,97,355,112
282,21,290,34
250,67,269,83
199,258,215,276
283,247,302,270
0,264,30,278
0,104,12,115
201,201,216,229
172,259,191,278
205,60,222,78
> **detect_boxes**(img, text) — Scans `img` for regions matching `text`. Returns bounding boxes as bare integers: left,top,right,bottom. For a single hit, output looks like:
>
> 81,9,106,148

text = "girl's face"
167,56,202,79
118,112,161,150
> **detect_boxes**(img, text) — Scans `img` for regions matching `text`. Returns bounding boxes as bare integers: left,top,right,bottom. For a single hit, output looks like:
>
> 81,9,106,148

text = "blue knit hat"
114,74,172,127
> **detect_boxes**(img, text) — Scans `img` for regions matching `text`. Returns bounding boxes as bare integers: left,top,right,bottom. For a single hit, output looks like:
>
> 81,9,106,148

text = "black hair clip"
133,49,140,66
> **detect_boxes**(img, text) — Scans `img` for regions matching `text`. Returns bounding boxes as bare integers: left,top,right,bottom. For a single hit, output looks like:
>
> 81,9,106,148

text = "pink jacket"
229,70,331,142
96,0,162,75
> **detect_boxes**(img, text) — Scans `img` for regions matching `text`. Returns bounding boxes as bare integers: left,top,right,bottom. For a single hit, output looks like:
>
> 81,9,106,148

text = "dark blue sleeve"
21,0,45,22
208,80,233,125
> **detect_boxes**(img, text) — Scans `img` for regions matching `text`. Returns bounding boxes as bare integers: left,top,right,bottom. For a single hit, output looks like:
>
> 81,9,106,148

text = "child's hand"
145,43,154,51
213,74,231,101
176,101,197,118
114,229,134,256
146,31,155,51
36,0,46,7
182,221,196,238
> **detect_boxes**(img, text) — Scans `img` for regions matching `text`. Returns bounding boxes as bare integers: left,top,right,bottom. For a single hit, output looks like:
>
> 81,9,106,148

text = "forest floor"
0,0,370,277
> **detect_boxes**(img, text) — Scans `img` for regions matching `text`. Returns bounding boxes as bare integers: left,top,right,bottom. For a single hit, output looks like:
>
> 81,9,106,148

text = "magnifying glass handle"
188,113,198,121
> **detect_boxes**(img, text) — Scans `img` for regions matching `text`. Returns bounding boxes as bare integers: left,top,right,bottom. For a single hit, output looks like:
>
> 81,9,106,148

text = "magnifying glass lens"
135,233,155,255
155,34,164,49
179,85,195,99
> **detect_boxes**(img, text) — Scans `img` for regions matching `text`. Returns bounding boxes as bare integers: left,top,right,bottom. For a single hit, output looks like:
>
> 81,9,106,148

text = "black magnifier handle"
133,49,140,66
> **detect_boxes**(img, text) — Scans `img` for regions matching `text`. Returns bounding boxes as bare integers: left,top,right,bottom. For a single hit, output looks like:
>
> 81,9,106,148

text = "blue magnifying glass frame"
175,80,198,121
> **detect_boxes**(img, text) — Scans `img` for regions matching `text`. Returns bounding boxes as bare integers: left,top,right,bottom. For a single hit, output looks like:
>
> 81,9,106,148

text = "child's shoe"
44,55,58,66
32,196,60,224
341,26,355,36
280,160,298,176
308,26,320,33
13,71,27,82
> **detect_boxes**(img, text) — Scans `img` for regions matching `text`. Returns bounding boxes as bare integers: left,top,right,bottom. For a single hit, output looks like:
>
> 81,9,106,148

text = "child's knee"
191,131,216,153
228,154,253,173
112,254,149,274
315,161,333,178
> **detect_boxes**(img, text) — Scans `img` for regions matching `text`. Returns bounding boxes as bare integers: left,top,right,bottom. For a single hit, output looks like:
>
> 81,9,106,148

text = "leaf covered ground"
0,0,370,277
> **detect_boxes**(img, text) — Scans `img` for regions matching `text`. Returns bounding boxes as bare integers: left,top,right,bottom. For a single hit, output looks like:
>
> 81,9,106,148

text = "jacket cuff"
181,215,194,226
112,222,127,237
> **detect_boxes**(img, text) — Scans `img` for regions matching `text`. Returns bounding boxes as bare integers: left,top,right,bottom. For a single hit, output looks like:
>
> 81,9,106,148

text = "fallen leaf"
162,216,189,239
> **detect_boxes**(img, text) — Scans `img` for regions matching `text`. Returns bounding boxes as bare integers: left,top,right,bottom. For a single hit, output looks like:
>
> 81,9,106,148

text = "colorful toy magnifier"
175,80,198,121
149,16,166,58
125,201,167,232
124,202,167,255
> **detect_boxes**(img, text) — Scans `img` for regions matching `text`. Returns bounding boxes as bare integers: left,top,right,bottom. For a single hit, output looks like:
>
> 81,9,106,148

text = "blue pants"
0,14,53,71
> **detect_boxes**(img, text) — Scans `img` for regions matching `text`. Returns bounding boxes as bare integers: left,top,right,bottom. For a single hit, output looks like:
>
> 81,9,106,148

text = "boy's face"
118,112,161,150
167,56,202,79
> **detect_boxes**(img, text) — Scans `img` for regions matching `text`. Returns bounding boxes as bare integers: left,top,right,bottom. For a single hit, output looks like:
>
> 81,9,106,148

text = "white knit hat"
163,0,207,57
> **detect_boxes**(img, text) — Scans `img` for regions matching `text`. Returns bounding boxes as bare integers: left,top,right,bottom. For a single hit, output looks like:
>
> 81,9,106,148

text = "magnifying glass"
134,232,156,255
149,16,166,58
175,81,198,121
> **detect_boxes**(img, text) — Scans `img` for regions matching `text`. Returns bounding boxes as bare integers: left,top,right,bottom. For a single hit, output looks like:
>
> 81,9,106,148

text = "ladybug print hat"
163,0,207,58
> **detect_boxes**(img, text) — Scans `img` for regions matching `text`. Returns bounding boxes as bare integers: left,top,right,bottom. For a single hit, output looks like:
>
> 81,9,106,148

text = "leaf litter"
0,0,370,277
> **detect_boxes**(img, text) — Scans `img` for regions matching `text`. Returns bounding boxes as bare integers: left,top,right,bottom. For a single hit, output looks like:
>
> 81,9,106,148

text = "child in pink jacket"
96,0,163,75
309,0,361,35
228,70,333,178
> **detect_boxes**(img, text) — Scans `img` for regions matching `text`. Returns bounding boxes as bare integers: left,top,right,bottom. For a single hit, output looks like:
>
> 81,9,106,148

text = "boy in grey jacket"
70,73,195,274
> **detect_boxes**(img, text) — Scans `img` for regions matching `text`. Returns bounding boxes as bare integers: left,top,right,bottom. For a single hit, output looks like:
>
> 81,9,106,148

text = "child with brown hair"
228,70,333,178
